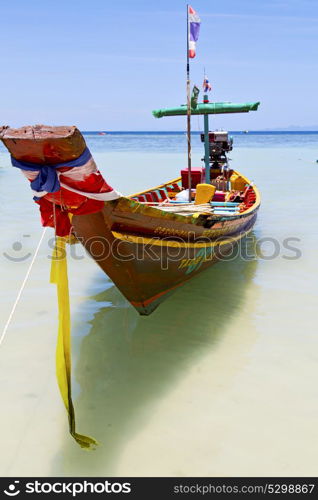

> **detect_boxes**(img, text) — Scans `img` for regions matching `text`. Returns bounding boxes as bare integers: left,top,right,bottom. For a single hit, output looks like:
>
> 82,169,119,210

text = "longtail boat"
0,106,260,317
0,4,261,317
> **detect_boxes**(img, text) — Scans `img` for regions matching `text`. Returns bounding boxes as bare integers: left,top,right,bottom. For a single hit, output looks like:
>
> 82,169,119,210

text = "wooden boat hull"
102,196,256,241
72,206,258,315
102,170,259,242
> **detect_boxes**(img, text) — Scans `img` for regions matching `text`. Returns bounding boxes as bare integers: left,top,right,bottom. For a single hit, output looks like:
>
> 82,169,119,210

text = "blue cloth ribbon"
11,147,92,200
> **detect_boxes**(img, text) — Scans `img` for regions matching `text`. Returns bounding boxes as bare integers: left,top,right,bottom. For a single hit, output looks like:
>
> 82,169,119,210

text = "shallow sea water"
0,133,317,476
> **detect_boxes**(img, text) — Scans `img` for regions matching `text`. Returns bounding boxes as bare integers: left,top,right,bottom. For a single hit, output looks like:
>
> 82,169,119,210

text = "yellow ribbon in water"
50,236,98,450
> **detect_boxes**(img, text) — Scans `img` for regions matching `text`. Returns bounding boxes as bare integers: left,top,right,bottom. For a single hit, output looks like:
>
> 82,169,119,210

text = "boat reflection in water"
53,234,259,475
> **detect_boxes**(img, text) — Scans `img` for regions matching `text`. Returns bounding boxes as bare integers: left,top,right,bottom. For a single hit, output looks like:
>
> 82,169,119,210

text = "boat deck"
129,170,260,219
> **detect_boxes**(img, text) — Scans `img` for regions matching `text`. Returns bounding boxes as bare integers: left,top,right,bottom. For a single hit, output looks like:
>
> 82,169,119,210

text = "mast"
186,4,192,202
203,92,210,184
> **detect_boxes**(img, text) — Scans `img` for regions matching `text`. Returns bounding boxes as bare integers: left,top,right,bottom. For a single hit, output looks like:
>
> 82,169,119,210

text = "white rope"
0,227,47,347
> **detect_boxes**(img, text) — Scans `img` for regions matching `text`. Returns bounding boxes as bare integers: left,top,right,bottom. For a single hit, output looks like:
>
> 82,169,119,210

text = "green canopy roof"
152,101,260,118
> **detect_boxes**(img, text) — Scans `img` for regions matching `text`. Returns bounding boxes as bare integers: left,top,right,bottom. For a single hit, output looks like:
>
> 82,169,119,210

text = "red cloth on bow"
35,167,114,236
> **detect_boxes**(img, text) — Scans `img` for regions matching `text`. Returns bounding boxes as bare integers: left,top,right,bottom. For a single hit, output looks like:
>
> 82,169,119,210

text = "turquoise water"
0,133,317,476
85,131,318,152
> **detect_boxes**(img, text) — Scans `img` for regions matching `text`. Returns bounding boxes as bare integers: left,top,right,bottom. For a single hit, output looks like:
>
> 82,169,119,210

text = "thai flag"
203,77,212,92
188,6,201,58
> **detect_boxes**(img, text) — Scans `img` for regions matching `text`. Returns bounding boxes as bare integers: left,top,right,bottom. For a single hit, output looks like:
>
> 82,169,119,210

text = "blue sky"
0,0,317,130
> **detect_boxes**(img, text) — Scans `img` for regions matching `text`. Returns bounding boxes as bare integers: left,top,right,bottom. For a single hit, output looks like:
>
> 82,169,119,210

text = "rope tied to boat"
50,236,98,450
0,228,47,348
0,229,96,449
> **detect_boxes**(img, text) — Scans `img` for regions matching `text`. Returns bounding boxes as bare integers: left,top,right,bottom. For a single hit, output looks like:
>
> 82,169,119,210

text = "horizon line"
80,130,318,133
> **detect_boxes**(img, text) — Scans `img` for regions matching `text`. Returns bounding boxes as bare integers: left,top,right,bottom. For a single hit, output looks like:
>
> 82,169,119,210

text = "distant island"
263,125,318,132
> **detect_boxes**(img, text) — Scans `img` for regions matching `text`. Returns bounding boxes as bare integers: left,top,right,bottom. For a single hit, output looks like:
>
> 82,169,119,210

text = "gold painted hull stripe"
111,226,253,249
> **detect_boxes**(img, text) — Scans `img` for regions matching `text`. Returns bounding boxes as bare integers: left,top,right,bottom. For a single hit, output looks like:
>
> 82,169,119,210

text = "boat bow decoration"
1,125,121,236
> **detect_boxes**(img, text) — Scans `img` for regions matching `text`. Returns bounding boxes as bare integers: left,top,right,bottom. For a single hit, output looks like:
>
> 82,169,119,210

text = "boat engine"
201,131,233,189
200,131,233,167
